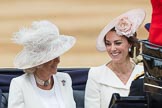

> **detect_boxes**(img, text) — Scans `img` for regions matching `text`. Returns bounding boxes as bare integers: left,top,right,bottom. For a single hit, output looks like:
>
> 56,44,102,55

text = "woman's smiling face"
104,31,131,63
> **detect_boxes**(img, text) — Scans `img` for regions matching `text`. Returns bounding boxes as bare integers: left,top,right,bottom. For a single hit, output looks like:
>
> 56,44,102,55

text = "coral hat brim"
96,8,146,51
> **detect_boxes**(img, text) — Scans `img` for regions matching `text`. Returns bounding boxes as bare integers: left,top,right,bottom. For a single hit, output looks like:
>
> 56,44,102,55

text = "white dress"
8,72,76,108
31,75,65,108
84,64,144,108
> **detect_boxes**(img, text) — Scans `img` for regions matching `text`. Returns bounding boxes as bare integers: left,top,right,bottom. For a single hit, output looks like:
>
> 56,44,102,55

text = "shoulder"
11,73,29,83
133,64,144,75
133,71,144,81
89,65,106,75
56,72,70,78
129,73,145,96
55,72,72,86
134,64,144,70
88,64,109,82
89,64,106,73
10,73,30,89
55,72,71,81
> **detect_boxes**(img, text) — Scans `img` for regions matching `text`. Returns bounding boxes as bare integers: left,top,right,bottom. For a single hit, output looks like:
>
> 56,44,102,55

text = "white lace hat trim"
13,20,76,69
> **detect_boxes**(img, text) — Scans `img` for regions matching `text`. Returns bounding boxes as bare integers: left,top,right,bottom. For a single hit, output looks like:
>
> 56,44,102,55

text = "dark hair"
127,35,140,58
104,27,140,58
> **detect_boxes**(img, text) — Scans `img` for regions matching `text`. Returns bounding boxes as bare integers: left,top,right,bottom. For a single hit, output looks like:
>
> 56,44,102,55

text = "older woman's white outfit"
8,20,76,108
8,72,75,108
85,64,143,108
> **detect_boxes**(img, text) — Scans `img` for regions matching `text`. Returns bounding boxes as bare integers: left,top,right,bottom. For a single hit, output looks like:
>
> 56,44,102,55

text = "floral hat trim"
115,16,140,38
115,17,133,37
96,8,146,51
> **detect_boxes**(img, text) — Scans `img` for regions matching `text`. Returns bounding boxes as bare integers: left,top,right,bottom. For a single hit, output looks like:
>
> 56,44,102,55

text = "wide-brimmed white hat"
13,20,76,69
96,8,146,51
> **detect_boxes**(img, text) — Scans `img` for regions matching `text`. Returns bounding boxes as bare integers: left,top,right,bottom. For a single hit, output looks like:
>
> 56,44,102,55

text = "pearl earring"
129,48,131,52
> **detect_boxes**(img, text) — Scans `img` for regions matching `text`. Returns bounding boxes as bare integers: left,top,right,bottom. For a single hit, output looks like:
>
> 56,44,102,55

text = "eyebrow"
105,39,123,43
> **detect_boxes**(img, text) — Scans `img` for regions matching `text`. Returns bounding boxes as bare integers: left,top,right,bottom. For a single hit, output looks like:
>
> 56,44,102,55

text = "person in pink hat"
84,8,146,108
8,20,76,108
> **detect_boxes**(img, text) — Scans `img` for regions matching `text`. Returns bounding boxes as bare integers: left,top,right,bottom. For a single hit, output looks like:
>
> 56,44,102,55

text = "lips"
111,53,119,56
111,52,120,56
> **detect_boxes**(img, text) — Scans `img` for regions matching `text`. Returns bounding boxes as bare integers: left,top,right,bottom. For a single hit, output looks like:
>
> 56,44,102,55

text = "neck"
108,60,135,85
34,74,51,87
108,60,135,74
34,70,53,87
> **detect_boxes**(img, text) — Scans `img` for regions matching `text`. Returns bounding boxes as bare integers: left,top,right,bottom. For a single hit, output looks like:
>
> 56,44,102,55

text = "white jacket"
8,72,76,108
85,64,144,108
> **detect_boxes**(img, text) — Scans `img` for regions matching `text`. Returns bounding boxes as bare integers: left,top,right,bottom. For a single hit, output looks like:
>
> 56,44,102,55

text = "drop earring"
128,47,131,52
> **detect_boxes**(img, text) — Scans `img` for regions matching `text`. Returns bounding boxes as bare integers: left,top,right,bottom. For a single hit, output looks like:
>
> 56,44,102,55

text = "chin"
112,58,121,63
54,71,57,74
52,69,57,74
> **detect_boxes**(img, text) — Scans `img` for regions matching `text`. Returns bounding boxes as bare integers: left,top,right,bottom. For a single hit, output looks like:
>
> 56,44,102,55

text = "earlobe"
128,47,131,52
128,44,132,52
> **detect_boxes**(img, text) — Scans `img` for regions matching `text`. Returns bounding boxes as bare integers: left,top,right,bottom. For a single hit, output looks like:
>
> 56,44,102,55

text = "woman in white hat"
85,8,145,108
8,20,76,108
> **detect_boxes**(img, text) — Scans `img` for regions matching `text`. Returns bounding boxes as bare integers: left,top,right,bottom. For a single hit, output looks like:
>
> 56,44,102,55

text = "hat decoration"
115,16,140,38
13,21,59,53
13,20,76,69
96,8,146,51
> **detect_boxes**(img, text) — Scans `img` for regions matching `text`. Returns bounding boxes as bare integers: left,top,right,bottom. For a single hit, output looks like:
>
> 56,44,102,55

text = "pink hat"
96,8,146,51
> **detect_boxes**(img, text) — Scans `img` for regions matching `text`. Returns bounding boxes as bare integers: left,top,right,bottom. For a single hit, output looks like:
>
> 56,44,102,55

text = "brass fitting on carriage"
132,47,143,64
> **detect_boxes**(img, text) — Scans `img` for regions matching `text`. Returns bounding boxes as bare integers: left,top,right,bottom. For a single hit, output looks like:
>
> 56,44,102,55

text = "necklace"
34,75,51,87
108,61,135,73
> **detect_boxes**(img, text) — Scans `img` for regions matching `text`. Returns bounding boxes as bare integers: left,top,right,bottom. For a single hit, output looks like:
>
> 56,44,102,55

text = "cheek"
121,47,129,56
120,43,129,50
105,46,112,51
105,47,111,54
41,63,54,70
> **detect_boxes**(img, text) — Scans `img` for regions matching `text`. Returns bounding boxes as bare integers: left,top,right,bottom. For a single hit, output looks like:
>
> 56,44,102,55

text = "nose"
110,44,116,51
50,57,60,65
53,57,60,63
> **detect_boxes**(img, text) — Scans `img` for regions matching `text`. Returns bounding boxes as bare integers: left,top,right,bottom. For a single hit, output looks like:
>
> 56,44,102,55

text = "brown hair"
104,27,140,58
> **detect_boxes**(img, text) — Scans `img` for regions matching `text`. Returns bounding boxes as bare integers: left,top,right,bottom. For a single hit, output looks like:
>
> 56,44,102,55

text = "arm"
8,78,24,108
84,69,101,108
129,78,145,96
57,72,76,108
65,73,76,108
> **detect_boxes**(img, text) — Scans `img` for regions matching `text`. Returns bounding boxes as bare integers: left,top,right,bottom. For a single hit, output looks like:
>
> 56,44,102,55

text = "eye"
115,41,122,45
105,41,111,46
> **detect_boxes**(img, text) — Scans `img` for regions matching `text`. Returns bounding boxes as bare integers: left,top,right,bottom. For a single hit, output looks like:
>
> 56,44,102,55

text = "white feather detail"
12,20,59,46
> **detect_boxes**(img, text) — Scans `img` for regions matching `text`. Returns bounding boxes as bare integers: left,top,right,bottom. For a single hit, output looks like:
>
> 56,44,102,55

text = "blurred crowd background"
0,0,151,68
